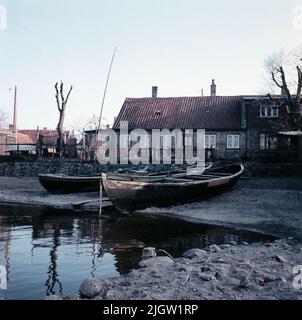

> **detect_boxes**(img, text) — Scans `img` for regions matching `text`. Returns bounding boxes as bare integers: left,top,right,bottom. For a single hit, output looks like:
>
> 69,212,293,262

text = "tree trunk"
55,82,72,158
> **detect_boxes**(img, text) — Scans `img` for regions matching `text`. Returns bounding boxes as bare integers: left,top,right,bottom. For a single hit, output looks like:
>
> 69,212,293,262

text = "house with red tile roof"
111,83,300,162
113,87,246,161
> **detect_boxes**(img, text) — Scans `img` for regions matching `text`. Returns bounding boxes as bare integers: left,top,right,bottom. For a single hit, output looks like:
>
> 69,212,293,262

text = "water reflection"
0,205,275,300
44,225,63,296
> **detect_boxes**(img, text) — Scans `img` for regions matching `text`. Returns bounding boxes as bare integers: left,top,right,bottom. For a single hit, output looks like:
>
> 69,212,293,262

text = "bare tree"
265,47,302,130
55,82,73,157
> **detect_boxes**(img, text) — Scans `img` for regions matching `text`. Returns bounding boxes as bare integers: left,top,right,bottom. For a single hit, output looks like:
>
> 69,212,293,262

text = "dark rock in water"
79,278,109,298
44,295,63,300
183,248,208,259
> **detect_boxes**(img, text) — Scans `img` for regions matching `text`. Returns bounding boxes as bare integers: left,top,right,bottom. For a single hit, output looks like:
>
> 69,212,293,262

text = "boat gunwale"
38,174,101,181
102,164,244,188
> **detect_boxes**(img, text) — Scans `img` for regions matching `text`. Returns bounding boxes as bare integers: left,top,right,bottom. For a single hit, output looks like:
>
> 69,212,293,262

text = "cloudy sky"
0,0,301,130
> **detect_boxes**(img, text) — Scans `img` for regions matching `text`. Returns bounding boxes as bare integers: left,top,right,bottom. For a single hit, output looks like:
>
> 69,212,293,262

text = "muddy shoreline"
61,239,302,300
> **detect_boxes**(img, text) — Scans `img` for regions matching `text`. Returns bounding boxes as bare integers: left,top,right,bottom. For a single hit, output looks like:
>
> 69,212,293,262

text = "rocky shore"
61,239,302,300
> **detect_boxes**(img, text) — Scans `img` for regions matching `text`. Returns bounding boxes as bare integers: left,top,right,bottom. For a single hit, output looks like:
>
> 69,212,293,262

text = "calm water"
0,204,275,300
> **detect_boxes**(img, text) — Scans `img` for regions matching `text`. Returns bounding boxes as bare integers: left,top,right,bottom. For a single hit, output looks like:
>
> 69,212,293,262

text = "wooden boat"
102,163,244,213
38,174,102,194
37,167,192,194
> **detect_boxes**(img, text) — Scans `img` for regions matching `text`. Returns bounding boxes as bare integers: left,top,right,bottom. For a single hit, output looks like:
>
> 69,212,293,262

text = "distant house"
18,128,76,158
0,127,35,156
0,129,16,155
34,128,75,158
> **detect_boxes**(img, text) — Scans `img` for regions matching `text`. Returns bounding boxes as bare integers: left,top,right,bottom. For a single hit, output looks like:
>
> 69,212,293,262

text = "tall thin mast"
97,47,118,134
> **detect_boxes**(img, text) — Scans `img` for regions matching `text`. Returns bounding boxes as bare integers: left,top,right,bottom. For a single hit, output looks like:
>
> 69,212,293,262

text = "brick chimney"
210,79,216,97
152,86,158,98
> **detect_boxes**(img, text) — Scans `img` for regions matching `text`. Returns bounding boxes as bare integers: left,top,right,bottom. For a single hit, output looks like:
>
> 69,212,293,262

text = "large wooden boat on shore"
102,163,244,213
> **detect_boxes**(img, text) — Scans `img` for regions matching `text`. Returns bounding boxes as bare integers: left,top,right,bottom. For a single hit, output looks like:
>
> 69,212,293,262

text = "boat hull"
102,164,244,213
38,174,101,194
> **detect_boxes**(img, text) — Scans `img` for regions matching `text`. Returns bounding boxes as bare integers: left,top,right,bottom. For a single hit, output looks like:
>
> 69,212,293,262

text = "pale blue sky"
0,0,301,130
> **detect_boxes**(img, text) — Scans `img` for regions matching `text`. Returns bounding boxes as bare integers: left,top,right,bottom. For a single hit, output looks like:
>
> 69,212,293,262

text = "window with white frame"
227,134,240,149
260,105,279,118
205,134,217,149
259,133,278,150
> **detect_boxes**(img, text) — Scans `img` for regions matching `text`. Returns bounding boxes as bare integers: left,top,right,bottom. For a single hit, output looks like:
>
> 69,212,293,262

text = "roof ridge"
126,95,244,100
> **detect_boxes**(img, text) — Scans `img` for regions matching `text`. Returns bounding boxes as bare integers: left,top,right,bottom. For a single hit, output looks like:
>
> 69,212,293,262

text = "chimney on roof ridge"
210,79,216,97
152,86,158,98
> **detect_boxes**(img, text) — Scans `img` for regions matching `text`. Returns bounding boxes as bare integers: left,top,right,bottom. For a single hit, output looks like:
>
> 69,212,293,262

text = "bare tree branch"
54,83,61,112
265,48,302,129
60,82,65,103
65,86,73,105
271,72,283,88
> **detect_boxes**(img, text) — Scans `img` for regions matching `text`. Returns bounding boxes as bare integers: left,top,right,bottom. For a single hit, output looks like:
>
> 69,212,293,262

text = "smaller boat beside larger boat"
38,174,102,194
102,163,244,213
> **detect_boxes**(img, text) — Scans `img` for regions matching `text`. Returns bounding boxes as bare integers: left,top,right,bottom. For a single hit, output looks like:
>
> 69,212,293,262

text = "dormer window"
260,105,279,118
154,110,162,116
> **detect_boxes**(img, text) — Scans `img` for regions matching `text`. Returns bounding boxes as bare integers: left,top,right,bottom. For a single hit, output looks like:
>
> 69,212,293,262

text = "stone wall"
0,161,109,177
0,160,301,177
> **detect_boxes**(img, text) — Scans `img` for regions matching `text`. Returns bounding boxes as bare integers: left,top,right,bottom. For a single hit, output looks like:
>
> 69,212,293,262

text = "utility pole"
13,86,17,134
